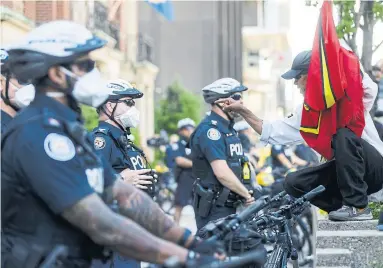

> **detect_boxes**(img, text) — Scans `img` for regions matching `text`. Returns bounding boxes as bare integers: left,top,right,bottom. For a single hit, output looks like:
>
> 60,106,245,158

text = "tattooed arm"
105,179,194,246
62,193,188,264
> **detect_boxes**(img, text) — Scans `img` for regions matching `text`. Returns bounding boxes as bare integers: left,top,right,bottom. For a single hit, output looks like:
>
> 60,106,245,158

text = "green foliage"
334,0,357,40
369,202,383,220
129,127,141,147
373,1,383,22
81,105,99,131
155,80,203,134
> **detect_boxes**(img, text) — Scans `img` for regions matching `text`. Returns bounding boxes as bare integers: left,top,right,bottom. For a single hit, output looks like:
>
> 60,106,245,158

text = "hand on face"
214,97,245,114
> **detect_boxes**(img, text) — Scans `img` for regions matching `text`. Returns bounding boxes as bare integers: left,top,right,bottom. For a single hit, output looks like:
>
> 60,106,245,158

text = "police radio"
241,156,258,198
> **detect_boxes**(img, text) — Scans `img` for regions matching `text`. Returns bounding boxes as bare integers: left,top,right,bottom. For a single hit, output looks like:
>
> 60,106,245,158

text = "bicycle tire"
264,246,285,268
296,216,313,255
295,214,314,267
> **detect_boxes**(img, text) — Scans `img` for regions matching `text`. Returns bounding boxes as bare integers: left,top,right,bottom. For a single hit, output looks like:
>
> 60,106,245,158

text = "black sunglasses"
63,59,96,73
230,93,242,101
119,99,135,107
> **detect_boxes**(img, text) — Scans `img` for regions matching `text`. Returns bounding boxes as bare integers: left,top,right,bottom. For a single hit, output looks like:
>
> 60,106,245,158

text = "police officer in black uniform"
2,20,217,268
91,79,155,268
91,79,155,194
0,49,35,134
190,78,255,230
173,118,196,225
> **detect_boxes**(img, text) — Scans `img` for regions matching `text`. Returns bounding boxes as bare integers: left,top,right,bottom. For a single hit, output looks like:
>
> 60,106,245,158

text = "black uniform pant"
284,128,383,212
195,204,236,230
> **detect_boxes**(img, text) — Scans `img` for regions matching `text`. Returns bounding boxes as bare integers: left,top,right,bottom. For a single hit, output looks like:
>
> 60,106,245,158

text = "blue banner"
145,0,174,21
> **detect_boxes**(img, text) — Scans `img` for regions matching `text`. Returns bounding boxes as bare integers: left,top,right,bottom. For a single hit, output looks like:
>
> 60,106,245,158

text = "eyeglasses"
295,74,302,80
63,59,96,73
120,99,135,107
230,93,242,101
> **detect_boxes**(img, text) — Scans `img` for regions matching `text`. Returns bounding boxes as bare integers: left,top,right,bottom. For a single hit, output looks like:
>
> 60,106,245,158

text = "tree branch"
353,1,365,36
373,39,383,53
343,37,353,48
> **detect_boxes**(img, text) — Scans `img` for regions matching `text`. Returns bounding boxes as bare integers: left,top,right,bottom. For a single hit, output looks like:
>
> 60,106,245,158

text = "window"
247,50,259,67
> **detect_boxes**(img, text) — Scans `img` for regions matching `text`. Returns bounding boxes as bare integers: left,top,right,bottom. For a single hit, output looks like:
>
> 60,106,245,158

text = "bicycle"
163,186,325,268
249,185,325,268
154,170,177,215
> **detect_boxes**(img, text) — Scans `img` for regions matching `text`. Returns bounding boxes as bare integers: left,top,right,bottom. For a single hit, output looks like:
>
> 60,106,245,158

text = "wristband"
178,229,193,247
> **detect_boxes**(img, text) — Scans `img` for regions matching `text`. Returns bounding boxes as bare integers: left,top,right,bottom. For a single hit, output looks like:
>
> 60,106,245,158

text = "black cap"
281,50,312,80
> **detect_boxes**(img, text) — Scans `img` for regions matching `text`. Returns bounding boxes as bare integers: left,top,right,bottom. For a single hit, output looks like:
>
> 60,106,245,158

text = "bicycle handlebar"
302,185,325,201
238,191,286,222
253,185,326,229
38,245,69,268
205,191,287,242
200,249,266,268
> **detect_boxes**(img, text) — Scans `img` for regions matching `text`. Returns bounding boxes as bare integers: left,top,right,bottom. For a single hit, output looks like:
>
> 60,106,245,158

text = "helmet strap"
1,73,20,112
215,103,234,123
102,101,129,133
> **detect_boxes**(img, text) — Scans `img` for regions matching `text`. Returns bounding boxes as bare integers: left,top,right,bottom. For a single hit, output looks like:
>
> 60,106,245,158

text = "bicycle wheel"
264,246,285,268
293,217,313,267
156,187,176,215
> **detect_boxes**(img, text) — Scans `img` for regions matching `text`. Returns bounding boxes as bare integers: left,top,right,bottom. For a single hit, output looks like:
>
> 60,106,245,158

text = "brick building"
0,0,158,159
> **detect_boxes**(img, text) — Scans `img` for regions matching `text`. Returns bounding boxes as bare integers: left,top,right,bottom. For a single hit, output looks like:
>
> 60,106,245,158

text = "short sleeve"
260,105,304,146
198,127,227,162
100,154,118,188
271,145,284,157
172,142,184,158
17,130,97,214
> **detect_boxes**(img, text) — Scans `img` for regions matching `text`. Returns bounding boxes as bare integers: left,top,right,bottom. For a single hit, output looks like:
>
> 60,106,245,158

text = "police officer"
173,118,196,224
190,78,255,230
0,49,35,133
2,20,216,267
91,79,154,268
91,79,155,194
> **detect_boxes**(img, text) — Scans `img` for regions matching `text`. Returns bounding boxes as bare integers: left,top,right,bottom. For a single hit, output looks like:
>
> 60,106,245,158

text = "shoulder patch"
185,148,192,155
43,117,62,128
207,128,221,141
94,136,106,150
171,143,179,150
44,133,76,161
86,168,104,194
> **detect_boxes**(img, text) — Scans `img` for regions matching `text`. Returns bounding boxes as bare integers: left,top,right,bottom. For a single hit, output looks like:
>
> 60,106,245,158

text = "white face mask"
61,67,108,108
13,84,35,108
116,106,140,129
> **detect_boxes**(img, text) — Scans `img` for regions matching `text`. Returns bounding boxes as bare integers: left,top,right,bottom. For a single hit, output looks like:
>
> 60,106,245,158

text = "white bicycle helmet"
234,120,251,132
177,118,196,130
7,20,106,84
106,79,143,100
202,78,248,104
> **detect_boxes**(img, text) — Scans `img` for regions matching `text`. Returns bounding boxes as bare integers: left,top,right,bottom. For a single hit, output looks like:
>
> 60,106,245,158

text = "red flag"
300,1,365,160
305,1,347,111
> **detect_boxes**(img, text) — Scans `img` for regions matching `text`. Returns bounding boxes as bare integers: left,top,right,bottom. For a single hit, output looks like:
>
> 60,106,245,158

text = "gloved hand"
286,167,297,175
188,237,225,255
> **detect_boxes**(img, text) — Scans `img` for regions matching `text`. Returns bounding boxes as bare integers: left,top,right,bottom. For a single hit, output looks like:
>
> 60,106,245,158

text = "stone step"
316,266,351,268
317,220,378,231
316,230,383,268
316,248,352,267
